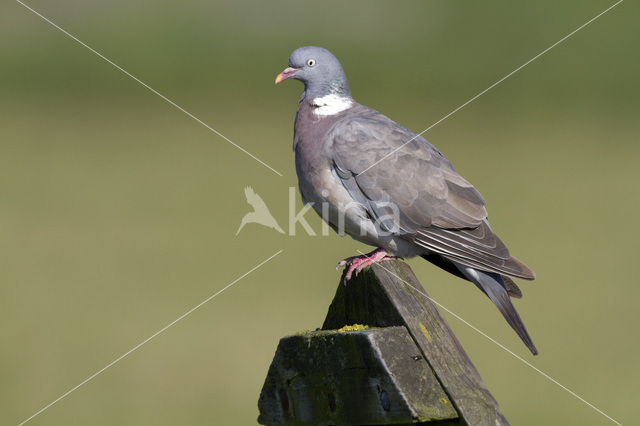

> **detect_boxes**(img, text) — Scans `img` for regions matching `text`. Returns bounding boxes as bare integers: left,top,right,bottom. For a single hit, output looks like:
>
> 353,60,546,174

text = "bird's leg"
336,248,397,281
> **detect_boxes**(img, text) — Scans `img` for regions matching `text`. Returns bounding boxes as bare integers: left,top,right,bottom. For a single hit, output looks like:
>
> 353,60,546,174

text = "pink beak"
275,67,300,84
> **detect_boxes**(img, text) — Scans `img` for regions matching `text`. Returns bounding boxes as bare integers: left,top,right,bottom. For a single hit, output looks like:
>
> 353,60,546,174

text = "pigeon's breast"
294,102,342,203
293,102,372,237
291,101,429,257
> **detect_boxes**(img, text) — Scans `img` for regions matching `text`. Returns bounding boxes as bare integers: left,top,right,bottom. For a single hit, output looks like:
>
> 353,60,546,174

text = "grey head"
275,46,351,99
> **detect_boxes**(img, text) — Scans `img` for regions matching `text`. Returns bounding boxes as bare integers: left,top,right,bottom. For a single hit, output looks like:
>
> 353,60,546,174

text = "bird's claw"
337,248,395,282
336,257,357,270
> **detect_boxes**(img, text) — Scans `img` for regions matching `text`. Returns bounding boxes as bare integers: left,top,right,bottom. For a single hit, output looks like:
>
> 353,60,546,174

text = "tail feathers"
420,253,523,298
456,264,538,355
501,275,522,299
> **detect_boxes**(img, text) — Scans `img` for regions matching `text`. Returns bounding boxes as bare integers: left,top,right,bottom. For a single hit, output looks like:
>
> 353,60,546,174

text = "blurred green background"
1,0,638,424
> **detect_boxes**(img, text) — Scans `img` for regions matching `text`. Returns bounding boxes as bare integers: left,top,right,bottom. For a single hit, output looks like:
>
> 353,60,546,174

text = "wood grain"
259,259,508,425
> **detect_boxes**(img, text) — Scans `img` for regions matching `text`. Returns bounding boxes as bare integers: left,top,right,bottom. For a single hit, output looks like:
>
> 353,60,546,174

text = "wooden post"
258,259,509,425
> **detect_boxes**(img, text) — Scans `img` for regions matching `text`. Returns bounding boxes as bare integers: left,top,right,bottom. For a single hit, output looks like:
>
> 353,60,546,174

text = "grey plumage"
456,263,536,355
277,46,538,355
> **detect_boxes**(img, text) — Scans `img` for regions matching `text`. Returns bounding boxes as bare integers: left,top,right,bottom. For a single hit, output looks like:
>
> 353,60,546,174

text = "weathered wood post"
258,259,509,425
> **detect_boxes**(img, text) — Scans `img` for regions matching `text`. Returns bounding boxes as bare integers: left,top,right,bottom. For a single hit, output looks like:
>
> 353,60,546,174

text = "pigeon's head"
276,46,351,98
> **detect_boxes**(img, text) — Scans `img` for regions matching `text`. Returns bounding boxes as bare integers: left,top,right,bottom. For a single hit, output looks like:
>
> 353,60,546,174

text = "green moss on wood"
338,324,369,332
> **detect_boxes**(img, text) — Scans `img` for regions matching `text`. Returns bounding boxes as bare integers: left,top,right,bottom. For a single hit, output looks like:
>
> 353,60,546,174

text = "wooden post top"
258,259,509,425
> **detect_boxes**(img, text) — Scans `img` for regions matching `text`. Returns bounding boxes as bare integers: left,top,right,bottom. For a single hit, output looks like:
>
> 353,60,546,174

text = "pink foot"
336,248,395,281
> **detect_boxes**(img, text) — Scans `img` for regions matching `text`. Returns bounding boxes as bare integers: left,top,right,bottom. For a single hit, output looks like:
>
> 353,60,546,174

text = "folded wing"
329,107,534,280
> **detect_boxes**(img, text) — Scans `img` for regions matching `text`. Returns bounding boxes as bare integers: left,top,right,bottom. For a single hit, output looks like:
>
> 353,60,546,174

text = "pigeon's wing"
408,222,535,279
329,108,534,279
329,111,486,232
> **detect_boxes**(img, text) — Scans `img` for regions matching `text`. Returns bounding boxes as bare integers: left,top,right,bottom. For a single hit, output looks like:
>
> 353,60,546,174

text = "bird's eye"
306,59,316,67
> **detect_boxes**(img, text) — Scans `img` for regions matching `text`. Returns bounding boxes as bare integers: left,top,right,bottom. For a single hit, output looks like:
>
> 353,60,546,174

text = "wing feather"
329,106,534,279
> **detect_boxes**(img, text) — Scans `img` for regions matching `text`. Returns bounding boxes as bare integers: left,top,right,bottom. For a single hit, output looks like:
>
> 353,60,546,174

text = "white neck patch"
311,94,353,116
